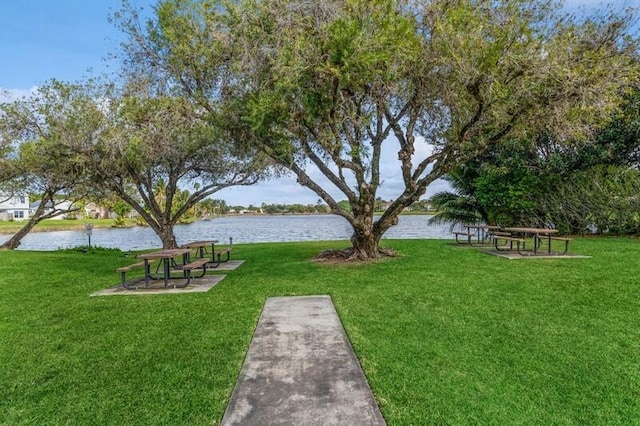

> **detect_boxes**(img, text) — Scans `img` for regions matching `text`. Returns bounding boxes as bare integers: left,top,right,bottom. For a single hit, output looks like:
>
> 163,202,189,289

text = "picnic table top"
503,227,559,234
136,248,191,260
181,240,219,248
463,224,501,230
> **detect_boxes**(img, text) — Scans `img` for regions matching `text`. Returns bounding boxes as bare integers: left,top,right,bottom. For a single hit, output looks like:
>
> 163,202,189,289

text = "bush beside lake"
1,238,638,424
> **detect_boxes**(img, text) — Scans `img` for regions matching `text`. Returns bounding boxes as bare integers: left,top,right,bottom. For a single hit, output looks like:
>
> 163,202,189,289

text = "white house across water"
0,194,30,221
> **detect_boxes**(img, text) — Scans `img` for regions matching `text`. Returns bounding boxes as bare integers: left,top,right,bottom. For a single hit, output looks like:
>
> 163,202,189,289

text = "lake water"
0,214,452,251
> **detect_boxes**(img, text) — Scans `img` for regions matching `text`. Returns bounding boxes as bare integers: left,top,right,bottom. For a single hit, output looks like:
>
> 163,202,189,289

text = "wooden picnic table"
181,240,220,266
453,224,501,246
502,227,559,255
137,248,196,288
184,237,234,263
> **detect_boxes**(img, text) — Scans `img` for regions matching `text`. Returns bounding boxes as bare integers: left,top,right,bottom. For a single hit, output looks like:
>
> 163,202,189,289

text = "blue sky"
0,0,633,206
0,0,155,91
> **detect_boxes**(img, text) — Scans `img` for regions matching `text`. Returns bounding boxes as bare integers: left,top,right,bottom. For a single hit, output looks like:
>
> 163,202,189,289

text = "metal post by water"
85,223,94,249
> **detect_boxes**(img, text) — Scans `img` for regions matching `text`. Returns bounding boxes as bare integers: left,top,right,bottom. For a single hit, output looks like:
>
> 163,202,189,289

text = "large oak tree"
85,84,266,248
121,0,638,259
0,82,91,250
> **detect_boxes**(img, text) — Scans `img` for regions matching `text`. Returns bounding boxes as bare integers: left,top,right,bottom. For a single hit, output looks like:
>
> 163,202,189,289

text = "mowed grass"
0,218,138,234
0,238,638,425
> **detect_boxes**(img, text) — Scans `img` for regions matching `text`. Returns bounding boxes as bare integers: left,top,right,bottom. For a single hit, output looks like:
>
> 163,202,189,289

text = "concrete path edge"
221,295,386,425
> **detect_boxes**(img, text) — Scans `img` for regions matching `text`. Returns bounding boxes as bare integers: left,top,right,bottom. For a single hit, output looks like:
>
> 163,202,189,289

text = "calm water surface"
0,214,451,251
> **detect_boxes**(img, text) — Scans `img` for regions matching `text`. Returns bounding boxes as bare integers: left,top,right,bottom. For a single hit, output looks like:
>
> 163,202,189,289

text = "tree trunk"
0,196,55,250
158,225,178,249
0,219,38,250
348,213,397,260
337,199,403,261
138,208,179,250
0,216,41,250
350,229,382,260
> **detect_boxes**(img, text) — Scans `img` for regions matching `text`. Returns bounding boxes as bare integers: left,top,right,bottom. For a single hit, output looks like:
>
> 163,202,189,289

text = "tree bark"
0,197,50,250
347,211,394,260
350,229,382,260
158,224,178,249
145,217,178,249
0,219,37,250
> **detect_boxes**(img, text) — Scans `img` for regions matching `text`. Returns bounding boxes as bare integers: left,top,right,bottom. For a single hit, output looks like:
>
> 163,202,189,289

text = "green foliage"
428,166,486,228
589,89,640,168
60,245,124,254
433,85,640,234
199,198,229,215
408,199,434,212
473,141,542,226
541,166,640,235
258,202,328,214
112,217,127,227
337,200,352,213
114,0,638,258
110,201,132,227
0,81,103,249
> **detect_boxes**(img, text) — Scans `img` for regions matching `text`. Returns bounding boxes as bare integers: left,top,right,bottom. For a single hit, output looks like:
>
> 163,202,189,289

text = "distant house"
29,200,78,220
380,200,394,211
84,202,112,219
0,194,30,221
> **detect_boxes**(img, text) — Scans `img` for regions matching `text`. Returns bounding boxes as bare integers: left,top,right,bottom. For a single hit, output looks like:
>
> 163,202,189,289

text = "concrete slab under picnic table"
91,259,245,297
210,260,244,271
91,274,225,296
221,295,386,426
483,250,592,260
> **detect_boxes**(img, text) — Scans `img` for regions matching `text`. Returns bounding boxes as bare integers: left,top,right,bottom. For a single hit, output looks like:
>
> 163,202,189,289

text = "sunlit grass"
1,238,638,424
0,218,135,234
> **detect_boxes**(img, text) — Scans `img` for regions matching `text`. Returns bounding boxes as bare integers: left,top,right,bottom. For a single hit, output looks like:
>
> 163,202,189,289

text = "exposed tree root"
313,247,397,264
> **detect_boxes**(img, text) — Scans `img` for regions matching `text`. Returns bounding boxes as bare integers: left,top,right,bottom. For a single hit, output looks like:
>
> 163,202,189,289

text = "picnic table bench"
452,226,572,255
213,237,233,262
494,235,526,254
453,231,475,244
116,261,148,288
548,236,572,255
180,237,233,265
117,247,214,290
489,231,511,237
178,258,209,285
454,225,500,246
502,227,571,255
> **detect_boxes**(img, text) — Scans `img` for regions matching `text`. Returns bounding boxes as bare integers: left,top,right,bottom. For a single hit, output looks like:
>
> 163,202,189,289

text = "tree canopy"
429,97,640,235
3,0,637,256
70,80,268,248
223,0,637,258
0,81,93,249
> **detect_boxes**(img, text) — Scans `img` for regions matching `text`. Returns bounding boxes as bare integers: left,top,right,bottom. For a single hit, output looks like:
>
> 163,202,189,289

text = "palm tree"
153,178,167,211
428,166,491,230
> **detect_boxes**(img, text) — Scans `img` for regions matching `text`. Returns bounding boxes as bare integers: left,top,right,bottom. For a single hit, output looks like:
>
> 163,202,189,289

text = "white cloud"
216,176,321,206
0,86,38,103
216,136,451,206
1,84,451,207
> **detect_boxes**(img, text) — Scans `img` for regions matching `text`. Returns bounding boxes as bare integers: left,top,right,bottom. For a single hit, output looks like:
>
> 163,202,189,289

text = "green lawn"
1,238,638,425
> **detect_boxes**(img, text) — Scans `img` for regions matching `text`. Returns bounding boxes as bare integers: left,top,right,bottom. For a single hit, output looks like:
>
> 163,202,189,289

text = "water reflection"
0,214,451,251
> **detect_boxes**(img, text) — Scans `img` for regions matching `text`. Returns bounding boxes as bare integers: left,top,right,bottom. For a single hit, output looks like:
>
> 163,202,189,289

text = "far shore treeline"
0,199,436,236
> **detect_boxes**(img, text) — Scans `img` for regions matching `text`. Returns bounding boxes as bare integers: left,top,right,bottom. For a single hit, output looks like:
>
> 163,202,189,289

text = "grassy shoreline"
0,218,136,235
1,238,638,424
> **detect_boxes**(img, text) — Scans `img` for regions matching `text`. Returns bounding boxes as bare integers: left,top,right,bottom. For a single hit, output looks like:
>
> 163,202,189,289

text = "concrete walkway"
221,295,386,426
